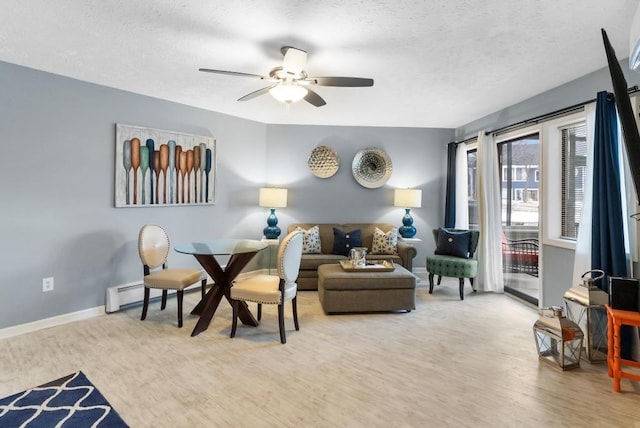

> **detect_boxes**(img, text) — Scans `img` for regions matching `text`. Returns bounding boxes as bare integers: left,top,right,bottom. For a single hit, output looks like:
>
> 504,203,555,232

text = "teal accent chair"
426,228,480,300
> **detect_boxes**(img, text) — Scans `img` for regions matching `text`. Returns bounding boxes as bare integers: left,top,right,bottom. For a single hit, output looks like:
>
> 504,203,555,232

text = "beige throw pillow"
370,227,398,255
294,225,322,254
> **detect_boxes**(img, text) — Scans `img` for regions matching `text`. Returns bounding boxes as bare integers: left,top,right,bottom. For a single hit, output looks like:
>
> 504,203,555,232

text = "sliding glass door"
498,134,540,305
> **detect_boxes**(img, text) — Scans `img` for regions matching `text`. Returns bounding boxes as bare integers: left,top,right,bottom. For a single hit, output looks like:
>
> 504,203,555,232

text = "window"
561,122,587,240
467,149,478,229
498,135,540,226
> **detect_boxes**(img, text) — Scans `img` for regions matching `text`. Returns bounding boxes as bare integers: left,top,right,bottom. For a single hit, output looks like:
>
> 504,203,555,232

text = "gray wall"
0,61,269,329
455,59,640,307
265,125,453,266
0,61,452,330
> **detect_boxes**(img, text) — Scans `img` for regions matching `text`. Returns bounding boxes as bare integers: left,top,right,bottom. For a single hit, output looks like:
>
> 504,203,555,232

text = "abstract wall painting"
115,124,216,207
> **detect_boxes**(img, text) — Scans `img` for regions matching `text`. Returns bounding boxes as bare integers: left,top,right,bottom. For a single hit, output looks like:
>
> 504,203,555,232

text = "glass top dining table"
174,238,268,336
174,239,268,256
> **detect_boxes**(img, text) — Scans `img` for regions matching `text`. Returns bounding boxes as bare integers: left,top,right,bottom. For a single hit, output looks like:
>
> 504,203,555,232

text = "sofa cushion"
435,228,471,258
299,254,347,271
332,228,362,256
294,225,321,254
370,227,398,255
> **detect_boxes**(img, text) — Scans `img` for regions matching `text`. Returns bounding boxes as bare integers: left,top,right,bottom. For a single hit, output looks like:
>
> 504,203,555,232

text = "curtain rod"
453,85,640,144
484,85,640,136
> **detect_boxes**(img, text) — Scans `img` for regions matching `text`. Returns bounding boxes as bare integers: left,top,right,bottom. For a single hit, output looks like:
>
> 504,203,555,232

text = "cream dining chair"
230,230,303,344
138,224,207,328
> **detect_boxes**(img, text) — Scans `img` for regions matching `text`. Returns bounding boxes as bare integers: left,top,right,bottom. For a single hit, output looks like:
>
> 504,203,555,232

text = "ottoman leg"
428,273,435,294
459,278,465,300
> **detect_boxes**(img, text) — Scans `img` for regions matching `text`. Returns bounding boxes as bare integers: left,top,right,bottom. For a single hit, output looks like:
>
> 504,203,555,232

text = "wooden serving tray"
339,260,395,272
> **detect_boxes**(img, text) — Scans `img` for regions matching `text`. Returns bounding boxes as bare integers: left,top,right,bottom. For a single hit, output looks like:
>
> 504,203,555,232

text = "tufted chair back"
278,231,304,290
138,224,170,269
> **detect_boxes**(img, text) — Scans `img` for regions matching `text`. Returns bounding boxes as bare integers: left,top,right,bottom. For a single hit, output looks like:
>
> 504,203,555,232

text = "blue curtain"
444,142,457,228
591,91,631,357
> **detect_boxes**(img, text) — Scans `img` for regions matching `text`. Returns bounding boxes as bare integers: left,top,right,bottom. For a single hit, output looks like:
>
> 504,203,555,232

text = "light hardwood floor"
1,278,639,427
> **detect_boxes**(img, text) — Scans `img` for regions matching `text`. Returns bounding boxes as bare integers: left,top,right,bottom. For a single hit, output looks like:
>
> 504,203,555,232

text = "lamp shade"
259,188,288,208
394,189,422,208
269,82,308,103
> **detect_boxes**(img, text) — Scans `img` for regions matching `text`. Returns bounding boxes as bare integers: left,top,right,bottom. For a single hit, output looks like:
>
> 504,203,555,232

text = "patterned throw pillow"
435,228,471,258
294,225,321,254
370,227,398,255
331,228,362,256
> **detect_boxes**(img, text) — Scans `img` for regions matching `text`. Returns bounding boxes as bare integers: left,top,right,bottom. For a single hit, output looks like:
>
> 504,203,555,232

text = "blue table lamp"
394,188,422,238
259,187,288,239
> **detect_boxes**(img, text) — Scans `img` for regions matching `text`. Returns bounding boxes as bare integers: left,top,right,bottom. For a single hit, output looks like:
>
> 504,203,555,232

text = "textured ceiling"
0,0,637,128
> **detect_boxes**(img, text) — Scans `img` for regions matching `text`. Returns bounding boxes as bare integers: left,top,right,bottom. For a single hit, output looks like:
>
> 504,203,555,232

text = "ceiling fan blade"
237,85,277,101
199,68,269,80
307,76,374,87
281,46,307,75
304,88,327,107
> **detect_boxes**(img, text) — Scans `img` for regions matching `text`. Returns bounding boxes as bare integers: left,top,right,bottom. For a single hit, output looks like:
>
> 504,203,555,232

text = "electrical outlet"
42,277,54,292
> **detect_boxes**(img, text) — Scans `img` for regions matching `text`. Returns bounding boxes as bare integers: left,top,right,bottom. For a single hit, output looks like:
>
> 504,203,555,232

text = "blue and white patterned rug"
0,371,128,427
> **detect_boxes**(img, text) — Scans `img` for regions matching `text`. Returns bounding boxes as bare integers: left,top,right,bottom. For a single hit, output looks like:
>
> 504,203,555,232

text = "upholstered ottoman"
317,263,416,313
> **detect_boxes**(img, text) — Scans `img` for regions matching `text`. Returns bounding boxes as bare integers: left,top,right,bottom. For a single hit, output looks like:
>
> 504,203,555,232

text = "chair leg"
459,278,465,300
437,275,442,285
141,287,150,321
200,279,207,300
470,277,477,292
257,303,262,321
230,300,238,338
292,296,300,331
161,290,168,310
278,303,286,344
177,290,184,328
428,273,435,294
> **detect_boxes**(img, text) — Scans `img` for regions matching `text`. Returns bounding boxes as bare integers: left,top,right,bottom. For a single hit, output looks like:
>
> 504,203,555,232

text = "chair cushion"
332,228,362,256
370,227,398,255
435,228,471,258
294,225,322,254
427,255,478,278
231,274,296,304
143,268,203,290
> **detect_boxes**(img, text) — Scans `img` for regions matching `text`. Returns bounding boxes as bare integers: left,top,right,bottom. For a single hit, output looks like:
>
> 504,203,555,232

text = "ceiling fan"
199,46,374,107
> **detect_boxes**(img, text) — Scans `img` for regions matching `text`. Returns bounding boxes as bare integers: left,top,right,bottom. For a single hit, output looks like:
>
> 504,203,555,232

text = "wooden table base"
190,252,259,337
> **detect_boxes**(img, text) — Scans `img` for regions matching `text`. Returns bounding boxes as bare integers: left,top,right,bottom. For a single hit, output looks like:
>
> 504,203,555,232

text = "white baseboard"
0,268,310,340
0,306,105,340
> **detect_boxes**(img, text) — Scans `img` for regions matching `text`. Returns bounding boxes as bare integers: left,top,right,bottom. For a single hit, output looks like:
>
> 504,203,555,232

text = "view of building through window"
499,135,540,228
467,149,478,229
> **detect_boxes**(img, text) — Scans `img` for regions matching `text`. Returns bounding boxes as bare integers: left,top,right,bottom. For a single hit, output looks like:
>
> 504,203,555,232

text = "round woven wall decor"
351,148,393,188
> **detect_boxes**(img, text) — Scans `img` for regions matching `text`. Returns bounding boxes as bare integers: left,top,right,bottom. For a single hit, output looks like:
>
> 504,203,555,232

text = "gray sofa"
287,223,418,291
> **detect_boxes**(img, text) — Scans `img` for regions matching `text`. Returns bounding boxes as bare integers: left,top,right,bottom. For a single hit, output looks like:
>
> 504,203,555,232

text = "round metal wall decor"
308,145,340,178
351,148,393,188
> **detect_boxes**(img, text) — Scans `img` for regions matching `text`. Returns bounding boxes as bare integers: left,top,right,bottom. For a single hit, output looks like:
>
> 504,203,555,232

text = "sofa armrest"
397,241,417,272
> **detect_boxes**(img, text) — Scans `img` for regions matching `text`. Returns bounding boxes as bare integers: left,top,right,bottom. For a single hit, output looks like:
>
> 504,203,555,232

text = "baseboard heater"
105,270,263,313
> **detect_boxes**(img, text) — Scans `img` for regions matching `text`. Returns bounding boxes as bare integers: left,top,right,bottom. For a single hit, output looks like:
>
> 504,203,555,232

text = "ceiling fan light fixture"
269,82,308,103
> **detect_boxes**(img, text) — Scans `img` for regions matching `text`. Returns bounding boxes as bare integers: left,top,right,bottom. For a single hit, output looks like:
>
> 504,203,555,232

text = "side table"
398,237,422,283
606,305,640,392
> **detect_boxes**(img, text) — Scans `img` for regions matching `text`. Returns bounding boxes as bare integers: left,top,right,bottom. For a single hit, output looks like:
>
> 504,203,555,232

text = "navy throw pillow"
435,228,471,258
332,228,362,256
